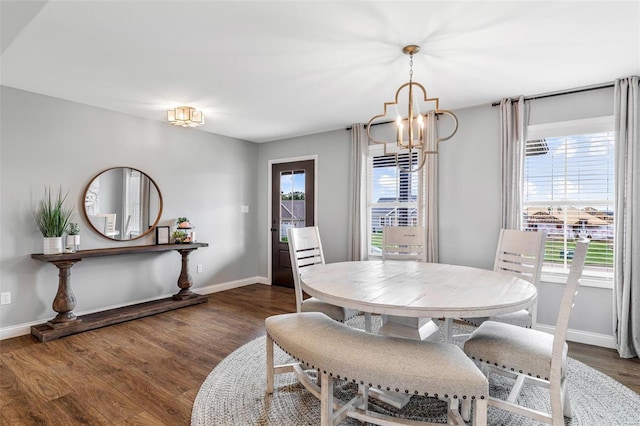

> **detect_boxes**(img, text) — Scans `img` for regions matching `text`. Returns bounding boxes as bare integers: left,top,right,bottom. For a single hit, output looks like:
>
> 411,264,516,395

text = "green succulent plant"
172,229,188,243
67,222,80,235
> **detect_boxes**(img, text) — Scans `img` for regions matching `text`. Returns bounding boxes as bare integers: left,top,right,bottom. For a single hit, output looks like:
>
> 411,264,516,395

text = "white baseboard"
0,276,270,341
536,323,616,349
195,276,270,294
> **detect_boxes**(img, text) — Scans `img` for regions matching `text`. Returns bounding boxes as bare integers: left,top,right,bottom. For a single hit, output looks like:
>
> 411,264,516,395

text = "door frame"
267,155,319,285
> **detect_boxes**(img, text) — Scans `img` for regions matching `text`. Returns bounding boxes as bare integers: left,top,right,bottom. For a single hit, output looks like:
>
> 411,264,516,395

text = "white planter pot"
65,235,80,252
43,237,63,254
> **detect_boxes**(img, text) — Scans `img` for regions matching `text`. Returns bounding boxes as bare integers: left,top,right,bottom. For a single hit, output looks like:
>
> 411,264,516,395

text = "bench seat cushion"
266,312,487,400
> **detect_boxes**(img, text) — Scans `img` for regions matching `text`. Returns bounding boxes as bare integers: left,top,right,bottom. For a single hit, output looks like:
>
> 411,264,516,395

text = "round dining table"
299,259,537,343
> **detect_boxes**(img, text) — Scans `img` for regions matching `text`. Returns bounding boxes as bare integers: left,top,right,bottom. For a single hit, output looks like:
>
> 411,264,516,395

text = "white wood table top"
300,260,537,319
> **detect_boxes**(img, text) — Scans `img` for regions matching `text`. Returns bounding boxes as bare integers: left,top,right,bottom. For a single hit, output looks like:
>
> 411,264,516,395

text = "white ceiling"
1,1,639,143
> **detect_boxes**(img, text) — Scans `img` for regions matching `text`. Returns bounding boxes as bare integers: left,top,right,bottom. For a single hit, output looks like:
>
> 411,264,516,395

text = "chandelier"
167,106,205,127
367,45,458,172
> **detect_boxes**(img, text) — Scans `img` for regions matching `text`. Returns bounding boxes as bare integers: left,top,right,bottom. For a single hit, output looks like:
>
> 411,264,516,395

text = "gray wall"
1,84,617,343
256,88,616,342
0,86,260,329
256,129,352,273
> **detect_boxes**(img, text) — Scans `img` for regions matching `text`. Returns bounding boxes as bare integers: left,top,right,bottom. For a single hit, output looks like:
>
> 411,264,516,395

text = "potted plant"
172,229,189,243
65,222,80,252
176,216,196,242
34,186,74,254
177,217,192,228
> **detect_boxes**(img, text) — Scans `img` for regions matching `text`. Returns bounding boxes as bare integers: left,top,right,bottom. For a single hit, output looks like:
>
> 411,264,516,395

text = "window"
367,151,421,257
279,170,307,241
523,117,614,281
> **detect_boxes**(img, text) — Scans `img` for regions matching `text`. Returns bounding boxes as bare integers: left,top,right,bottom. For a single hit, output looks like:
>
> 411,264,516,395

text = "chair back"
287,226,325,313
493,229,546,286
95,213,117,235
494,229,547,326
381,226,426,261
550,240,589,380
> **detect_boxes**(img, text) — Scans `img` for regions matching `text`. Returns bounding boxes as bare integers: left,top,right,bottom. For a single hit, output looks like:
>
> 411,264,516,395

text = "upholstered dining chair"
381,226,426,262
380,226,438,340
463,240,589,426
287,226,363,326
465,228,547,328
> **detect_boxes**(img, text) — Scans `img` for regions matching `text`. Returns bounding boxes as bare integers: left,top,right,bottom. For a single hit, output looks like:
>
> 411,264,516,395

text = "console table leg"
173,248,195,300
48,260,82,327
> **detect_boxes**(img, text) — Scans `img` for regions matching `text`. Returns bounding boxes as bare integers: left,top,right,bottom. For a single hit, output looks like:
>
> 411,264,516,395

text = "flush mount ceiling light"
167,106,205,128
367,45,458,172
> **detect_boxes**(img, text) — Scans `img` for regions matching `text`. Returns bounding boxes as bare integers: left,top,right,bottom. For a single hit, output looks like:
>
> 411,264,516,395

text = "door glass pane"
280,170,306,242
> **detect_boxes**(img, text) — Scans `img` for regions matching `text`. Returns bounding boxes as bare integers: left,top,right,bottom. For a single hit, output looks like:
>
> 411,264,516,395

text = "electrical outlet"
197,264,203,274
0,292,11,305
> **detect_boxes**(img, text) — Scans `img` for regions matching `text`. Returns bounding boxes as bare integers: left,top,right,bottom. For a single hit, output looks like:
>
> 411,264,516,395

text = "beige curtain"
348,124,368,261
500,96,527,229
423,111,439,262
613,76,640,358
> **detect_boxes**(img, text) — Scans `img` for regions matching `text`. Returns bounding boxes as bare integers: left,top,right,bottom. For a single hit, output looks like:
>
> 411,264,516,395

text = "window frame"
366,147,423,258
525,116,614,289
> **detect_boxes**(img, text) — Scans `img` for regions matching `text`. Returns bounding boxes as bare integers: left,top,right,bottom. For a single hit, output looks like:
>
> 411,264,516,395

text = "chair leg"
357,383,369,410
562,379,573,418
550,376,566,426
474,399,488,426
364,313,372,332
266,334,274,394
461,399,471,421
320,371,333,426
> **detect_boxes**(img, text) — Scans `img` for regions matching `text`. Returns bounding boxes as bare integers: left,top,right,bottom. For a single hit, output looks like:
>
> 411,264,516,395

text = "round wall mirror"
83,167,163,241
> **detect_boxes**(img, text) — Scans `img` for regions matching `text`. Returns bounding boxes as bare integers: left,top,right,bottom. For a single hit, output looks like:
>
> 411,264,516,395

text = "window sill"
541,271,613,289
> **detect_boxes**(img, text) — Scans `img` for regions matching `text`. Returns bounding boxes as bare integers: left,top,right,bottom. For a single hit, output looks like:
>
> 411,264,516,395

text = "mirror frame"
83,167,164,241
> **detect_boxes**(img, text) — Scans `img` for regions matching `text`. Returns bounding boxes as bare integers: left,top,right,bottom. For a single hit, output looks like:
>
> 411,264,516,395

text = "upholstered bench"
265,312,488,426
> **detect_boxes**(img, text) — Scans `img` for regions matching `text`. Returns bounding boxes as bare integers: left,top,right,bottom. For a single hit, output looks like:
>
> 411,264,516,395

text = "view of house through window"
523,117,614,279
280,170,306,242
367,152,420,256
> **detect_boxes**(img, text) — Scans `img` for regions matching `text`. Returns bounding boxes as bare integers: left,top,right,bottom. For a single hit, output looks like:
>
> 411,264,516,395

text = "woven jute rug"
192,317,640,425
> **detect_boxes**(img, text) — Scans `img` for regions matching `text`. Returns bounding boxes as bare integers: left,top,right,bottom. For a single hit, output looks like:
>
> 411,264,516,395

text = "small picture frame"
156,226,170,245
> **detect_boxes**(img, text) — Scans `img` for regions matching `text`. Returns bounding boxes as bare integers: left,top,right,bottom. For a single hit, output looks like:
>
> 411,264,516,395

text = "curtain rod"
490,82,614,107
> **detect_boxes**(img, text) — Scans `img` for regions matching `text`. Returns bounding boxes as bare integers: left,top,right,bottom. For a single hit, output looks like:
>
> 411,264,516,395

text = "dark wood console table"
30,243,209,342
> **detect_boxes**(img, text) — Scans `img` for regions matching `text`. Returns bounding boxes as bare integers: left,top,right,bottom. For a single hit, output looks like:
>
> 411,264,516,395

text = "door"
271,160,315,287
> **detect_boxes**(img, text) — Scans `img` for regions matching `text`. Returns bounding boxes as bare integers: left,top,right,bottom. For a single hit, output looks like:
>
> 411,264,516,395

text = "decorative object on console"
65,222,80,252
34,186,75,254
366,44,458,172
156,226,170,245
175,217,196,243
177,217,192,228
167,106,205,127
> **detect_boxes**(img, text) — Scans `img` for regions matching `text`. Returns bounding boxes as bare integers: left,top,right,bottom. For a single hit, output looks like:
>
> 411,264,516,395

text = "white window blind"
367,151,421,257
523,118,614,278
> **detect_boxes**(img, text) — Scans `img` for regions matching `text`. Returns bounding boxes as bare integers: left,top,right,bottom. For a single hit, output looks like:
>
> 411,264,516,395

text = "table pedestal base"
368,388,413,409
379,316,440,341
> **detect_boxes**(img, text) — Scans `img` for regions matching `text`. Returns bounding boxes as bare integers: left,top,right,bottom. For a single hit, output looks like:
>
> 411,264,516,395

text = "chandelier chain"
409,53,414,83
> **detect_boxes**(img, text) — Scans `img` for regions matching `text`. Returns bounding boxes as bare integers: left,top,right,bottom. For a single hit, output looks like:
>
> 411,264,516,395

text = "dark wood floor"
1,284,638,425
